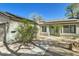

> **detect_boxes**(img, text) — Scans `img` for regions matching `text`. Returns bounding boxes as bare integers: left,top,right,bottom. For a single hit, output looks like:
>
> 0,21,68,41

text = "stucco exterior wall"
36,19,49,37
76,24,79,35
6,20,22,42
0,24,4,41
0,15,10,41
0,15,9,23
0,15,22,43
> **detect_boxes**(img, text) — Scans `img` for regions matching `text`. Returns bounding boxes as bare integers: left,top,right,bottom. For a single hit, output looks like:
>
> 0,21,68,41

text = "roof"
0,11,36,24
39,19,79,25
47,19,79,25
47,18,78,22
0,11,29,20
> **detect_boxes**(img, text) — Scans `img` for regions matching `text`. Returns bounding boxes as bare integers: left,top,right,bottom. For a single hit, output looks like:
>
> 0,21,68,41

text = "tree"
16,20,38,45
76,11,79,19
3,19,38,56
65,4,77,19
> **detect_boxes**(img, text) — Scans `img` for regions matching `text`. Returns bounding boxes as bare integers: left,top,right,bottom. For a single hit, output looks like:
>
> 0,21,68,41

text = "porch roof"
39,19,79,25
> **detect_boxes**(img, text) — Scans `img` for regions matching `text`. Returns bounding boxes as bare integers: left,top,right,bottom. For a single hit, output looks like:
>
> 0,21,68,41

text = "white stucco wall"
0,15,10,41
37,25,41,37
76,24,79,35
39,25,50,36
0,15,9,23
0,15,22,42
6,20,21,43
0,25,4,41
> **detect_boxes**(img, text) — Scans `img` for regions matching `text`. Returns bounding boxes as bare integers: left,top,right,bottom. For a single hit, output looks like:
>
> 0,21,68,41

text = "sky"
0,3,69,21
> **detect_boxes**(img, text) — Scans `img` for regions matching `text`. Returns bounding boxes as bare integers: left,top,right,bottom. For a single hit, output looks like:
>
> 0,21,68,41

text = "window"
63,25,70,33
70,25,76,33
11,31,16,33
42,26,47,32
63,25,76,33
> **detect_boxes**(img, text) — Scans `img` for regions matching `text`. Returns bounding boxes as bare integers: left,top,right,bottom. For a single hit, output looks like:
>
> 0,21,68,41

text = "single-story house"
37,19,79,38
0,11,79,42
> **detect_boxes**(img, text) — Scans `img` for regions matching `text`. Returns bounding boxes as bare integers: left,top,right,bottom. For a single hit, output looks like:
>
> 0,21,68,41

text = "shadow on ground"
0,52,43,56
32,42,64,56
0,40,77,56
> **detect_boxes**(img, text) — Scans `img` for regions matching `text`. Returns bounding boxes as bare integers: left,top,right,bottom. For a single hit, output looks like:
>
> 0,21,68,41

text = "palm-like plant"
65,4,77,19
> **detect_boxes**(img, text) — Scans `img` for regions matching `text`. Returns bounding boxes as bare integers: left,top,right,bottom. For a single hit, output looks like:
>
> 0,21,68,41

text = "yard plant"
3,19,38,56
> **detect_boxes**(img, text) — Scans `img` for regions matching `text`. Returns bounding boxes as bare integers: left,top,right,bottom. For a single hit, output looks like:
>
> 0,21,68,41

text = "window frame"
41,26,47,32
63,25,76,33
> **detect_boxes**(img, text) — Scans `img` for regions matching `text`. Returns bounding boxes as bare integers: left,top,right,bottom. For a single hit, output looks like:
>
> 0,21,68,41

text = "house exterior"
0,12,29,42
0,11,79,43
37,19,79,38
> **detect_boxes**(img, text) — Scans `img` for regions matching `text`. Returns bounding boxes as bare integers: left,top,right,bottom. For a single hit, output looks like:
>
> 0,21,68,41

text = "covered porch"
39,20,79,37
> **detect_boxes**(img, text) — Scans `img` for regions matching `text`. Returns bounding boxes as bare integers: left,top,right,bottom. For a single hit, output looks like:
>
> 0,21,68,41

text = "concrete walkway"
44,45,79,56
0,41,48,56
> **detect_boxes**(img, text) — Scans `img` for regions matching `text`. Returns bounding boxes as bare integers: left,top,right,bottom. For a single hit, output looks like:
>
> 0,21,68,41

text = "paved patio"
0,37,79,56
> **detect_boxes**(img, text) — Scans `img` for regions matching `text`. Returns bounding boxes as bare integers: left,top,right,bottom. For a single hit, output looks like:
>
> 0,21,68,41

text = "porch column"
76,24,79,35
36,25,41,39
47,25,50,37
61,26,63,34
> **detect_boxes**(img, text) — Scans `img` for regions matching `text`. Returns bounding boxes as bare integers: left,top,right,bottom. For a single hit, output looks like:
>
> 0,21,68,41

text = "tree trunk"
70,9,74,18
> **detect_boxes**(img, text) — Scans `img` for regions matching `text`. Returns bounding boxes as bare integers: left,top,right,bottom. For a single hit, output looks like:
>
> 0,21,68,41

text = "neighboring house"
37,19,79,37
